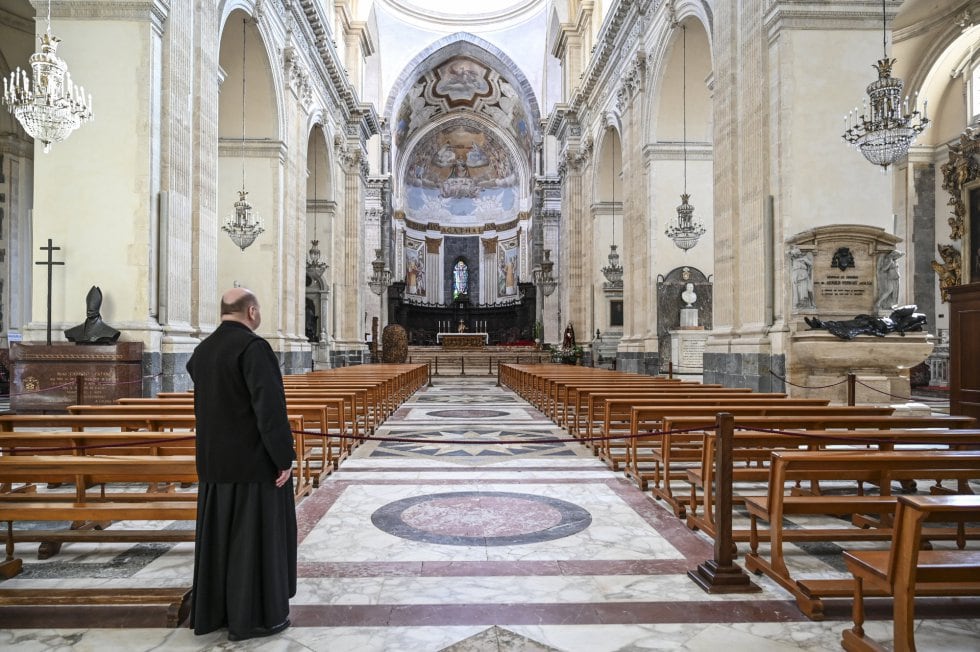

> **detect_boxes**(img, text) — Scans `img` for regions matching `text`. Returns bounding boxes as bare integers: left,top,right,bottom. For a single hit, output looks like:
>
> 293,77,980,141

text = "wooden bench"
743,449,980,619
680,415,980,541
0,587,191,628
629,405,894,516
841,495,980,652
0,454,199,579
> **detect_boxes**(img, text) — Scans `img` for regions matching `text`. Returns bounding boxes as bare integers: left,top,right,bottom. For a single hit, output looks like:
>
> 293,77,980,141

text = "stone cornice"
571,0,654,111
643,141,713,162
764,1,899,44
218,139,287,162
48,0,169,31
296,0,371,133
893,1,974,43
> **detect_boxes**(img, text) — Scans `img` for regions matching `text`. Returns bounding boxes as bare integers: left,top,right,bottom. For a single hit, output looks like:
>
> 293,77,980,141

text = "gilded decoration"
931,244,961,303
936,127,980,297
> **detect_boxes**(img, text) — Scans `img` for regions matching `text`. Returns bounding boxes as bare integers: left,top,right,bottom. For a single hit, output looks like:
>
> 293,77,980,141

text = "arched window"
453,259,469,299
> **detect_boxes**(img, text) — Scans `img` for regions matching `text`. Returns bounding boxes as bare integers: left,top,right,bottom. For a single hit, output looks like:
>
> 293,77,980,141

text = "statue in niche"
788,246,815,309
804,304,926,340
64,286,121,344
875,250,903,310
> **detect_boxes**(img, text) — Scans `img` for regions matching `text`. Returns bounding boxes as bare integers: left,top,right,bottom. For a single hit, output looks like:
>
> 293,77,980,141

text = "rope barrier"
768,369,848,389
853,378,949,404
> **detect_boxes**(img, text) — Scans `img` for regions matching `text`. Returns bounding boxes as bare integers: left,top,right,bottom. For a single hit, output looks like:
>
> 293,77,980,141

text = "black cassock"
186,320,297,637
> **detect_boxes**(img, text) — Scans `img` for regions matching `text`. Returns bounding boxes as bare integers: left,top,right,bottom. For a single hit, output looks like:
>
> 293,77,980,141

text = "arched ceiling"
379,0,546,29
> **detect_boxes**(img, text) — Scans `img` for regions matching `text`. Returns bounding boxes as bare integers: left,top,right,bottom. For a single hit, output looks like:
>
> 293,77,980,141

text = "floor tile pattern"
1,377,978,651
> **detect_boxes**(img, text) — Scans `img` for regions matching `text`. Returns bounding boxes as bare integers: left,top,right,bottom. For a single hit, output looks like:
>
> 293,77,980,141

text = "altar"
437,333,489,349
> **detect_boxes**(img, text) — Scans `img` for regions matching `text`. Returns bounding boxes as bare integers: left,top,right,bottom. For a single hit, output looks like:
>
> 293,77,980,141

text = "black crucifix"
35,238,64,345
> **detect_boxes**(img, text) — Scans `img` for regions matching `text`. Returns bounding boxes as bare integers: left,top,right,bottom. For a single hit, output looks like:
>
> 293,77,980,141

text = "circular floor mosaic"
371,491,592,546
425,409,510,419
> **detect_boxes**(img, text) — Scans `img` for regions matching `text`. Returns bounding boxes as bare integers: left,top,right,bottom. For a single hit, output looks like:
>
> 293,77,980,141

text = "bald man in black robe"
186,288,296,641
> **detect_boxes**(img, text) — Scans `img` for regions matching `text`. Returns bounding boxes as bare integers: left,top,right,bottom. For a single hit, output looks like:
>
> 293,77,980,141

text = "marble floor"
1,377,978,651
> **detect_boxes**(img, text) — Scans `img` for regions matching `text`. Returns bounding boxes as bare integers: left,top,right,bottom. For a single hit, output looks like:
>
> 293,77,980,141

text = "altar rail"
405,347,551,376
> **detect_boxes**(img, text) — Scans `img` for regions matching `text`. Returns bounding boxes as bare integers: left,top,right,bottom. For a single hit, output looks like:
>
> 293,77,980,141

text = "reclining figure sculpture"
804,305,927,340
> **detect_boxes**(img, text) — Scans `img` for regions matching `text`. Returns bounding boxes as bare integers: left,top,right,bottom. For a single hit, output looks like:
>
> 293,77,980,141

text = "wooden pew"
841,495,980,652
5,410,310,497
743,449,980,619
629,405,894,516
0,454,199,579
588,393,820,469
683,419,980,539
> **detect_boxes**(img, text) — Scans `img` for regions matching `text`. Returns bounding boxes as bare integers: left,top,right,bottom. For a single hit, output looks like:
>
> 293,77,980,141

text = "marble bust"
681,283,697,308
64,286,121,344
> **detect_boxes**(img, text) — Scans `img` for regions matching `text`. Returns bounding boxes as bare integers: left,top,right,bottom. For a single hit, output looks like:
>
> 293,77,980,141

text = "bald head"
220,288,261,329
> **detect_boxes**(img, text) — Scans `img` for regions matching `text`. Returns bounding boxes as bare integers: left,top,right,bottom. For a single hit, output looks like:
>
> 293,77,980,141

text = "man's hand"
275,468,291,488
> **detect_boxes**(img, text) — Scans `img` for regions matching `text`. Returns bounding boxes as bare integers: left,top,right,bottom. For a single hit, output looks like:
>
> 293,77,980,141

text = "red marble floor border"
288,599,980,627
296,559,696,578
333,466,603,474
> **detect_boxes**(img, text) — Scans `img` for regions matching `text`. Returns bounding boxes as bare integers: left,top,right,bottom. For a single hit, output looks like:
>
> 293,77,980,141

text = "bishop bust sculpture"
64,286,121,344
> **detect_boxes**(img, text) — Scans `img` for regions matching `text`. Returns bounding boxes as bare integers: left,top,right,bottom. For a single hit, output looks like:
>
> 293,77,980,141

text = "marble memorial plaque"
679,337,706,369
811,243,874,313
10,342,143,412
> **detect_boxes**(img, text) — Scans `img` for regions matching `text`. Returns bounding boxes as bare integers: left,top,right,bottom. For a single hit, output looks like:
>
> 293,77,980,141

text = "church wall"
28,18,158,339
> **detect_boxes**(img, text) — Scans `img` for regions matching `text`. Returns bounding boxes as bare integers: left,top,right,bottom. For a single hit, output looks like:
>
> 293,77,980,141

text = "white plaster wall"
30,20,155,335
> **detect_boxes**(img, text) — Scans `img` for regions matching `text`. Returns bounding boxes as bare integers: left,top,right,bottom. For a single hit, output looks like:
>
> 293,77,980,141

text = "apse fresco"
403,121,518,223
395,55,534,159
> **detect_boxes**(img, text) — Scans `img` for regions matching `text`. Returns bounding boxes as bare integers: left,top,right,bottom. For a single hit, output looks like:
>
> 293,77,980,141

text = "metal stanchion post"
847,373,856,406
75,375,85,405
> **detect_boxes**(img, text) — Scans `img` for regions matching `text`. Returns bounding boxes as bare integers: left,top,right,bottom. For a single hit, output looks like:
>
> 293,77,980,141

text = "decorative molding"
283,46,314,109
425,237,442,254
48,0,169,31
482,237,498,255
764,1,899,44
218,139,287,161
644,141,713,162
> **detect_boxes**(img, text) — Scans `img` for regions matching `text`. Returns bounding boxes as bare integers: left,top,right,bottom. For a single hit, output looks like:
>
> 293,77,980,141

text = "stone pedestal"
10,342,144,412
670,330,709,374
790,331,933,405
680,308,699,328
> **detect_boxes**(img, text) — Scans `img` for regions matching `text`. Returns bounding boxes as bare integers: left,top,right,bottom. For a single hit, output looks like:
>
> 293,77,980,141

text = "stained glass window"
453,260,468,299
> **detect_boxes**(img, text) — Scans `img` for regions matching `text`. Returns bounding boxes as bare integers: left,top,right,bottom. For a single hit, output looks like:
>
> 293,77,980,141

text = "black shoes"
227,618,290,642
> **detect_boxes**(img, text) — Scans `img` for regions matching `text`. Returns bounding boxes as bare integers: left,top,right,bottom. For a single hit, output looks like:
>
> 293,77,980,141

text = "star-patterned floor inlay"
368,427,579,461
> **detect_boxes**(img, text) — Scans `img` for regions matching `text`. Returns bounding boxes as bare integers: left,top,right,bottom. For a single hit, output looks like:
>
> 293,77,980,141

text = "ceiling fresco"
395,55,533,160
403,119,519,224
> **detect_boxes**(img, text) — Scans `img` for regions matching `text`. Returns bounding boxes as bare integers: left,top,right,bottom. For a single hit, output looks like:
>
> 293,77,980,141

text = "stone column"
334,133,367,359
616,51,656,374
704,0,895,391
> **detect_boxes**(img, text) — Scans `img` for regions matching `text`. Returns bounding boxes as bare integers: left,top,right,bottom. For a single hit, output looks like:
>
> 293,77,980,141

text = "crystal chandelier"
534,249,558,296
664,24,706,251
841,0,929,170
306,143,328,279
222,18,264,251
1,1,93,153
